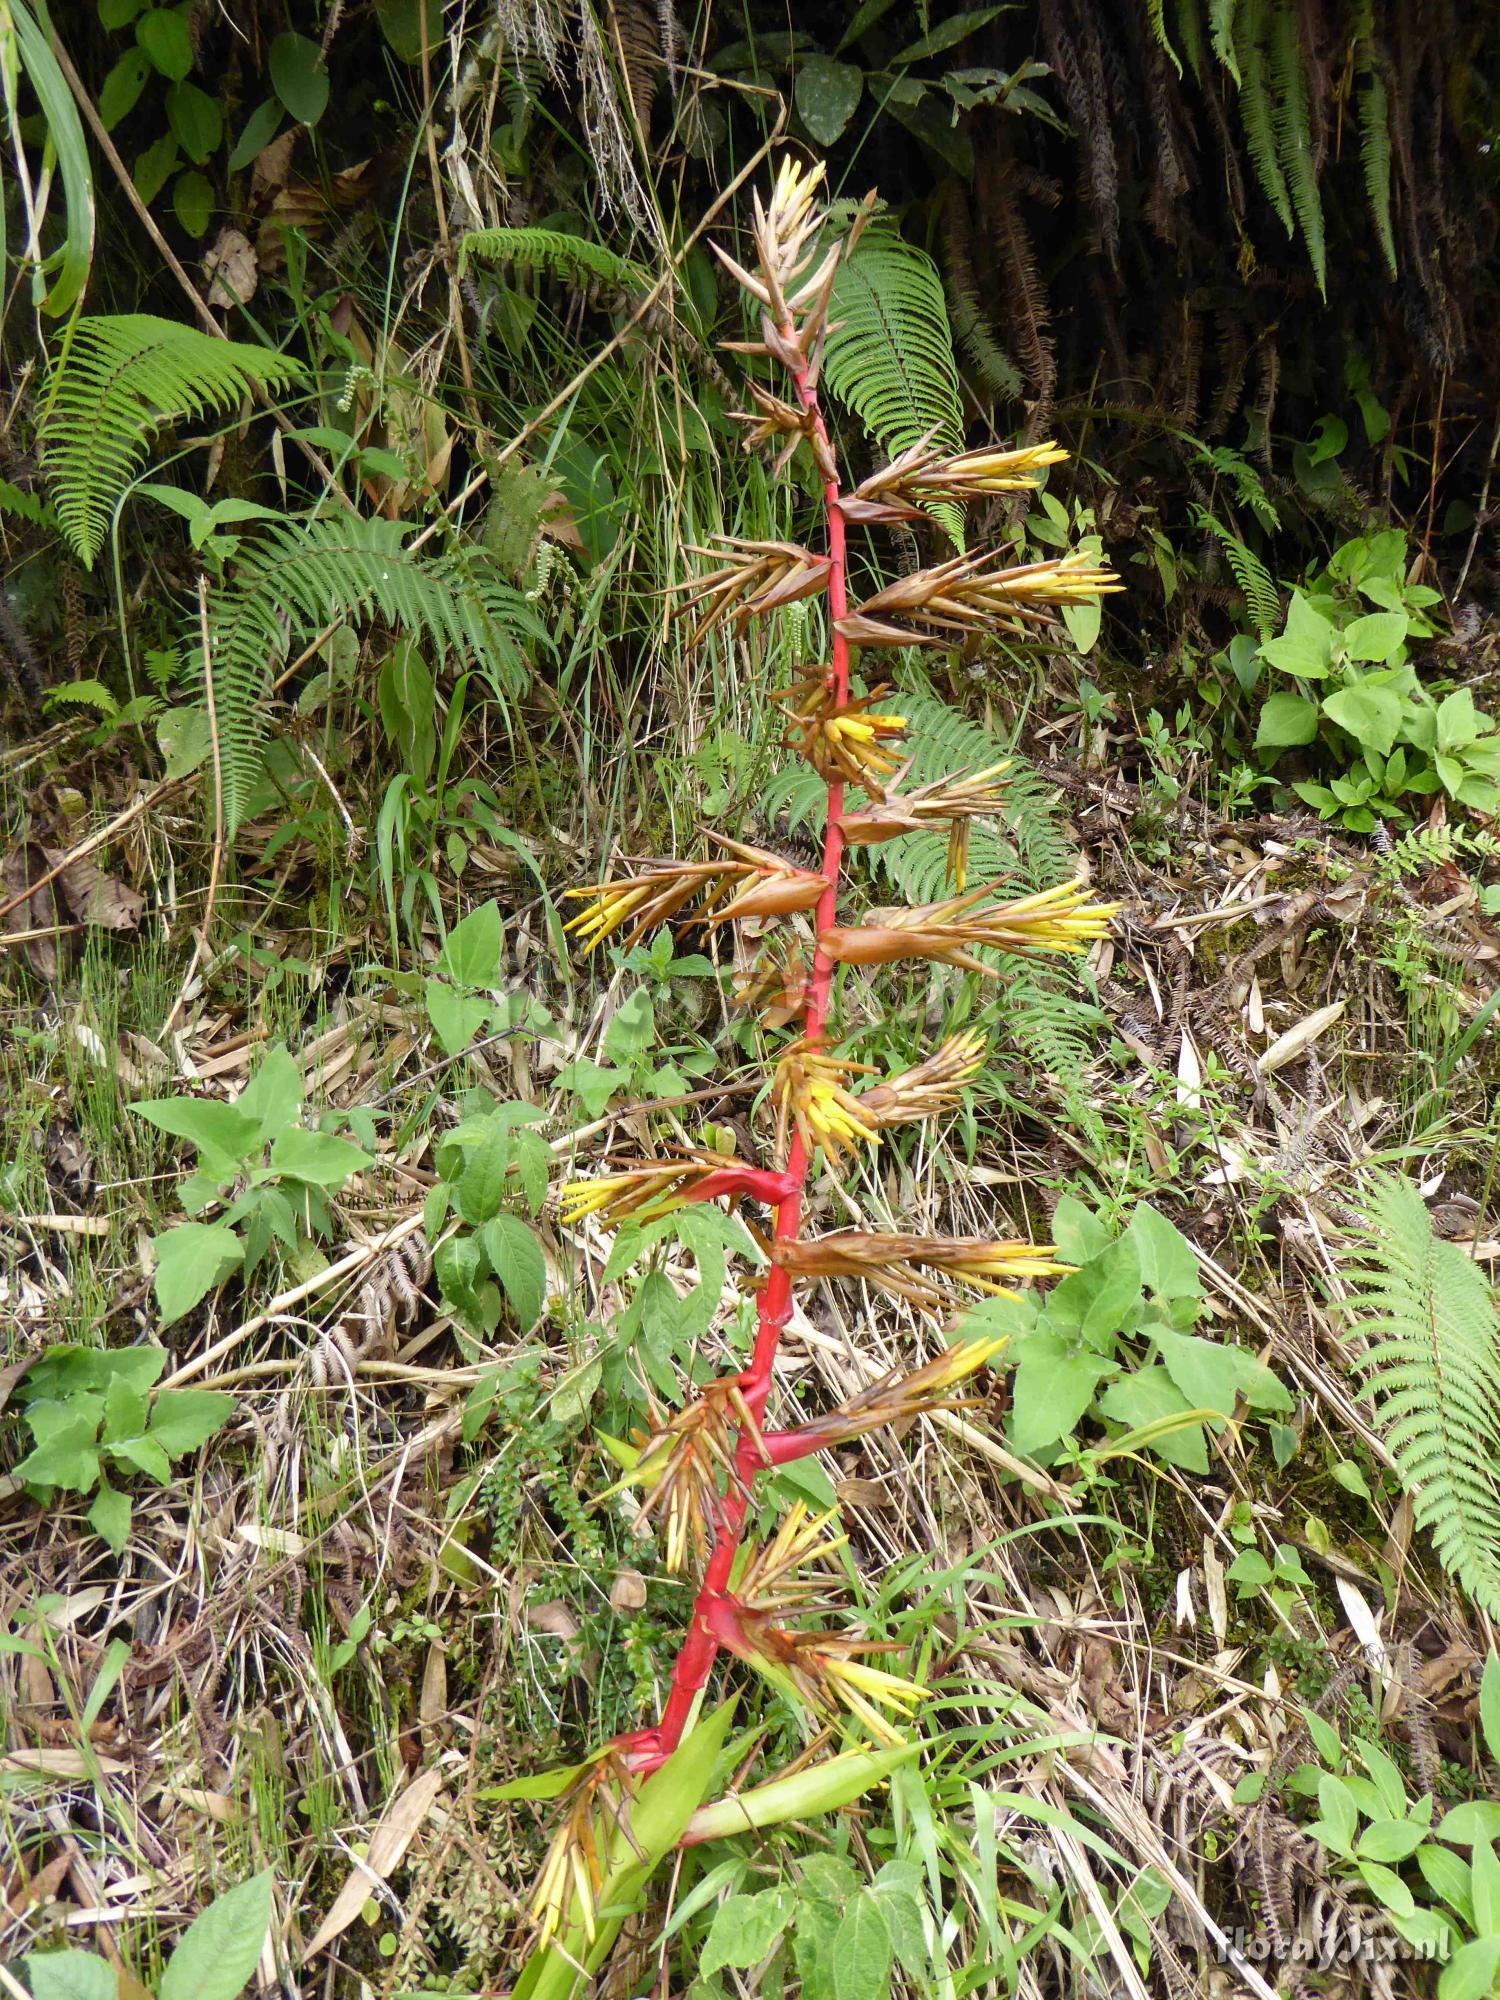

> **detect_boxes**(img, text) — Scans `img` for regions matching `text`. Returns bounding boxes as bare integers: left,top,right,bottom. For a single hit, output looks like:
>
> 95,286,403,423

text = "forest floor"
3,664,1499,1998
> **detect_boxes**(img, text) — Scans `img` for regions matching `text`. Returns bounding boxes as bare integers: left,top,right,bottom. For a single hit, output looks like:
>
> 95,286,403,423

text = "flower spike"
858,1030,988,1129
606,1381,768,1573
774,672,908,795
706,1587,930,1747
675,536,830,644
764,1332,1007,1459
732,941,809,1029
560,1154,799,1230
837,548,1122,650
839,761,1012,890
839,432,1070,522
535,160,1119,1817
821,875,1117,977
772,1229,1070,1311
731,382,839,481
713,155,877,381
526,1749,637,1948
772,1040,880,1167
563,839,825,952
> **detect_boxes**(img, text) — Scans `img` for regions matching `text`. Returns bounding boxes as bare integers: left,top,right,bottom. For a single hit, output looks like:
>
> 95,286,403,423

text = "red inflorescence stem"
627,355,850,1772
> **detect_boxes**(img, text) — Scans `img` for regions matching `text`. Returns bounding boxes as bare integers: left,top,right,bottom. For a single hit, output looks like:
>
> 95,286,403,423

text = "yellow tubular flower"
780,1332,1009,1453
836,548,1123,650
606,1380,760,1573
840,433,1071,522
563,840,826,955
772,1041,880,1167
858,1030,988,1131
526,1751,634,1949
735,1502,849,1615
772,1229,1071,1311
774,672,909,796
725,1605,933,1747
820,875,1118,979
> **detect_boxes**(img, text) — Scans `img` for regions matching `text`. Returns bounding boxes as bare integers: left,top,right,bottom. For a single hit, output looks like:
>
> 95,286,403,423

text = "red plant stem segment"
631,352,849,1771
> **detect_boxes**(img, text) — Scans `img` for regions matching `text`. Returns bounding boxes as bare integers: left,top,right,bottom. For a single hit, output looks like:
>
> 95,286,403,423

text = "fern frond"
39,316,306,568
1144,0,1182,77
945,275,1022,404
1343,1175,1500,1617
941,191,1022,402
824,227,965,542
1268,0,1326,297
459,226,651,291
1208,0,1240,81
1000,959,1107,1134
203,517,548,834
0,477,52,527
1191,440,1280,533
1357,68,1397,279
1194,507,1280,634
1232,0,1293,238
41,677,118,717
1174,0,1206,82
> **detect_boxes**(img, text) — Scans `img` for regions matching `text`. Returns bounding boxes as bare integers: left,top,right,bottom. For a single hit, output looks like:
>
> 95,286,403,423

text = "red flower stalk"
549,158,1118,1812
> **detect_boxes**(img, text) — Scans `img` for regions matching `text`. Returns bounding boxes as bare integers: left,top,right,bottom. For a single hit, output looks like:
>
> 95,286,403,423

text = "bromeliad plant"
520,158,1120,1981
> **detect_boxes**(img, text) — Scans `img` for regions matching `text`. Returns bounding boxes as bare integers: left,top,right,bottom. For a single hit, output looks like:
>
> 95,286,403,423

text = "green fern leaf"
1174,0,1206,82
1233,0,1293,239
0,477,52,527
1144,0,1182,76
944,272,1022,402
203,517,549,834
824,228,966,542
1194,507,1280,634
39,316,306,567
1208,0,1240,81
42,677,118,718
1343,1175,1500,1617
459,227,650,291
1357,70,1397,278
1268,0,1326,297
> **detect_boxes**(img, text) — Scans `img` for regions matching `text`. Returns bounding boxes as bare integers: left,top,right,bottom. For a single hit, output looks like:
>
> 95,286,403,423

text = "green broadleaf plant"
130,1042,372,1325
10,1345,234,1551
